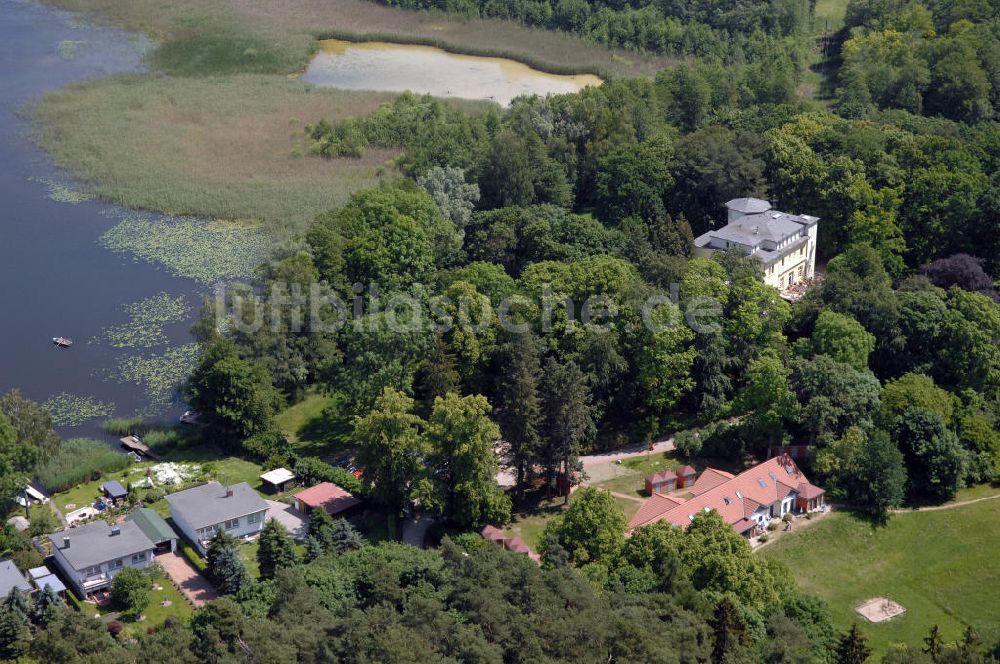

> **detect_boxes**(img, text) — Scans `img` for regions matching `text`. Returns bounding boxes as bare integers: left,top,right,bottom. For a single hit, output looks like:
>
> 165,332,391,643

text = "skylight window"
757,479,767,488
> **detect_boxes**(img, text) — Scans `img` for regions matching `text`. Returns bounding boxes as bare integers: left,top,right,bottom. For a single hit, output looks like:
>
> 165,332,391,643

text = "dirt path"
605,490,645,503
580,437,675,468
891,492,1000,514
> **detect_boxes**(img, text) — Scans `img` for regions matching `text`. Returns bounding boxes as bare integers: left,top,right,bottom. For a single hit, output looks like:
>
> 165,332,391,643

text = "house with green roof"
127,507,177,554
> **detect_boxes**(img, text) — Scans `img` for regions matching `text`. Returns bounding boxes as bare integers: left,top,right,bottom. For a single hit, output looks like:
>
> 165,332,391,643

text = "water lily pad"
31,177,94,204
58,40,86,60
98,292,191,348
112,343,201,415
99,212,270,285
42,392,115,426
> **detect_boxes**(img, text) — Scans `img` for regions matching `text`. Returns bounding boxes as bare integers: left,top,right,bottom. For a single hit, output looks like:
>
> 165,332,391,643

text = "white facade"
165,482,269,555
50,526,154,598
693,198,819,292
172,507,267,555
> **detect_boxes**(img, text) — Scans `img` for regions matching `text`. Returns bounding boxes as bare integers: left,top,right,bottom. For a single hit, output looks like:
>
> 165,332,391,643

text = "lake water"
302,39,603,105
0,0,203,438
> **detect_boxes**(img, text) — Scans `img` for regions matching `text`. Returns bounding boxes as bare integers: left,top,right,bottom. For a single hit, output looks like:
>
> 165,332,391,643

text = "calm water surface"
0,0,202,438
302,39,602,105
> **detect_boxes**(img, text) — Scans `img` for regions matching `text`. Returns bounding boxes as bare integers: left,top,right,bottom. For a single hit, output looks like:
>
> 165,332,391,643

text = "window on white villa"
84,565,102,577
224,518,240,530
247,512,261,524
132,553,145,563
111,559,123,570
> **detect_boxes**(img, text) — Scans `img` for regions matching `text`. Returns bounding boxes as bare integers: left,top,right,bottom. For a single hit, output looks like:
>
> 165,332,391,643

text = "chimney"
110,525,121,537
63,537,70,549
225,486,234,498
753,225,759,235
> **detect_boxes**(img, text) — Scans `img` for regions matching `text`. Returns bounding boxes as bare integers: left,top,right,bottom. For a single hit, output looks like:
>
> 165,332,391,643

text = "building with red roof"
644,469,677,495
293,482,362,517
480,525,506,543
628,455,824,538
676,465,697,488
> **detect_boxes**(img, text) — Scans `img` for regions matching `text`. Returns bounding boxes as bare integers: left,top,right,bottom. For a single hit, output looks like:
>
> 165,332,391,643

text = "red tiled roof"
294,482,361,515
678,465,697,476
690,468,735,496
505,536,531,554
629,493,686,529
481,525,505,541
628,456,818,532
797,482,825,500
733,518,756,533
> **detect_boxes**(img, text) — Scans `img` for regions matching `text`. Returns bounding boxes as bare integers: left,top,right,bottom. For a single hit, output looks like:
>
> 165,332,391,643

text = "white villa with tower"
694,198,818,292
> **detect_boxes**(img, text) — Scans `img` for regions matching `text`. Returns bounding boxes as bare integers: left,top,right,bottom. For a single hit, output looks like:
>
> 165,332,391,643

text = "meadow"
33,75,401,238
765,499,1000,656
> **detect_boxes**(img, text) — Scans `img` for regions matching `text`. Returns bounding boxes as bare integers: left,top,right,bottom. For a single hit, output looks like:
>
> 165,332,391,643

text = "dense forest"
371,0,815,65
1,511,995,663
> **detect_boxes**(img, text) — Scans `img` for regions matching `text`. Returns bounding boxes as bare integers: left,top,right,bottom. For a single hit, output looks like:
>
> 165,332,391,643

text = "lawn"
88,569,193,636
275,390,354,460
276,390,332,444
130,570,193,633
239,541,261,578
503,489,634,552
590,452,680,498
764,500,1000,656
160,448,265,489
49,451,263,517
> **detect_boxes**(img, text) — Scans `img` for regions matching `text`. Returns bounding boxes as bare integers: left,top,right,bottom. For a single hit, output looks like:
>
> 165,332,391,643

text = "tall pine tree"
493,332,543,499
836,624,872,664
540,359,595,503
257,519,297,578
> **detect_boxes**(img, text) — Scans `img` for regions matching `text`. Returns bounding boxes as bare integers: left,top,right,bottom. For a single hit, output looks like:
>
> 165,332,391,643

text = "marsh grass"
151,32,314,76
102,416,147,436
36,437,132,492
41,0,659,78
33,75,400,238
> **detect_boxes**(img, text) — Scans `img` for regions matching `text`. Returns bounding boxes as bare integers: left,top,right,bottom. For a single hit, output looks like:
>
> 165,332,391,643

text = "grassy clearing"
503,489,632,552
764,502,1000,656
274,391,354,460
814,0,849,31
590,452,680,498
43,0,659,78
33,75,400,238
275,391,333,444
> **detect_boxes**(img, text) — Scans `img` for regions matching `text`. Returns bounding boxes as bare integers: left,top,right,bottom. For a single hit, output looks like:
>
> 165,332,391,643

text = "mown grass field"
764,499,1000,656
33,75,401,237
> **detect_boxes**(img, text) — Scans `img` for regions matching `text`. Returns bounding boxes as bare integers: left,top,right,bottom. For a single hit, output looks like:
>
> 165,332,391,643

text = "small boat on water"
52,337,73,348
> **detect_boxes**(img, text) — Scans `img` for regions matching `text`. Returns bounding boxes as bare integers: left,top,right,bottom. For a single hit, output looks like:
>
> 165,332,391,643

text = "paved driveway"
157,551,218,607
266,500,308,540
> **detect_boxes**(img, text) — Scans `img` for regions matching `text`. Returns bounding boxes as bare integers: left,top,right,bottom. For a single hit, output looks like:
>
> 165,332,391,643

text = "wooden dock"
120,436,160,460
